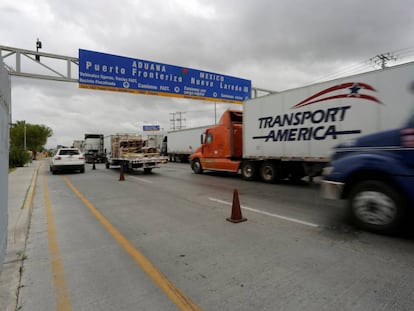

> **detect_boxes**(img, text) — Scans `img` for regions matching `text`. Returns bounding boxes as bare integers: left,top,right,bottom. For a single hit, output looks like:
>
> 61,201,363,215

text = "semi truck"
72,140,84,150
166,125,213,162
84,133,105,163
104,134,168,173
321,67,414,233
190,61,414,184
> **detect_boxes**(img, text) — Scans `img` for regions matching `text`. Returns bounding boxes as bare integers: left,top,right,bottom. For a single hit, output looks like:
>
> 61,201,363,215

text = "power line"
309,46,414,85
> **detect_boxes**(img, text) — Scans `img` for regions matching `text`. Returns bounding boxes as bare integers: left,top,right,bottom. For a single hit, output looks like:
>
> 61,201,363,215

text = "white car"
50,147,85,174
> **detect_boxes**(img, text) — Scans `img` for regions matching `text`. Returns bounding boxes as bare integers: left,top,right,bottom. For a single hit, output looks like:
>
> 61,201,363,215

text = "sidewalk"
0,162,40,311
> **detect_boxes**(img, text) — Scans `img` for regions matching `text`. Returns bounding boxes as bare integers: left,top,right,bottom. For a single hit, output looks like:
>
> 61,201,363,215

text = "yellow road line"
63,176,202,311
43,170,73,311
23,164,41,209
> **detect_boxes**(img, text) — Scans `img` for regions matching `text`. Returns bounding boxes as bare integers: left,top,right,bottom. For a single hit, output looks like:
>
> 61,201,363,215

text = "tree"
9,121,53,166
10,121,53,151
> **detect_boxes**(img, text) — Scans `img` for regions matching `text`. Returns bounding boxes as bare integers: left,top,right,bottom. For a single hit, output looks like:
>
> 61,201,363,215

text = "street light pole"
24,121,26,152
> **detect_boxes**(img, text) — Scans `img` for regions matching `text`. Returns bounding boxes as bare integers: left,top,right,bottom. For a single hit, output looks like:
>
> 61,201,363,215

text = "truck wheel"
144,168,152,174
191,159,203,174
241,161,256,181
348,180,406,233
260,161,279,183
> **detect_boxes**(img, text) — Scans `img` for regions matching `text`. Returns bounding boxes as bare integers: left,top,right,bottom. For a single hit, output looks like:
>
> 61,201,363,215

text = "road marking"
208,197,319,228
43,170,74,311
23,164,40,209
128,176,153,184
63,176,202,311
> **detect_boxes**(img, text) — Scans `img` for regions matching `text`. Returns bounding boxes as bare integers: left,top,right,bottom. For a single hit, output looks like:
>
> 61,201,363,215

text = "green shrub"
9,146,31,167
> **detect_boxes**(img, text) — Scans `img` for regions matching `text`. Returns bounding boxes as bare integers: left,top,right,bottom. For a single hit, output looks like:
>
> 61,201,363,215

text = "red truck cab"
190,110,243,174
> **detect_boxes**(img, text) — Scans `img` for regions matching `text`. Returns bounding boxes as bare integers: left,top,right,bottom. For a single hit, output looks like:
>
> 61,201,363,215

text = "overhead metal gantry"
0,45,78,83
0,45,275,96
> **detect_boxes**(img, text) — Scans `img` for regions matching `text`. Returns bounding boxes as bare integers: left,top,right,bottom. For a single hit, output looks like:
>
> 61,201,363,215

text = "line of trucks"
73,61,414,233
185,61,414,233
74,133,168,173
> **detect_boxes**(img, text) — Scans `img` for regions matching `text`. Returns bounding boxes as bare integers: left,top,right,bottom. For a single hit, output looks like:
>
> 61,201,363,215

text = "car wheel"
191,159,203,174
348,180,406,233
241,161,256,181
80,167,85,173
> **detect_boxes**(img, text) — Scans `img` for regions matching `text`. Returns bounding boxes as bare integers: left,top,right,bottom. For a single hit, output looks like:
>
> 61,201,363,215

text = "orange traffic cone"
226,189,247,223
119,165,125,181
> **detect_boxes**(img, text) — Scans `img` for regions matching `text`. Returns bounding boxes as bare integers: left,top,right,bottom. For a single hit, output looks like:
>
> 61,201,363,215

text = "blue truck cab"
322,112,414,233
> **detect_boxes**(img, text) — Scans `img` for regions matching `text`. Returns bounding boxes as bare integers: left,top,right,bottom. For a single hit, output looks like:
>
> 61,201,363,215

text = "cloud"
1,0,414,149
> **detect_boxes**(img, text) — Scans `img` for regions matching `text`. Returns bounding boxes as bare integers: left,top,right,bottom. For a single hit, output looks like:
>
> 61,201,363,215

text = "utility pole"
169,112,186,130
169,112,176,130
370,52,397,69
176,112,186,130
23,121,27,151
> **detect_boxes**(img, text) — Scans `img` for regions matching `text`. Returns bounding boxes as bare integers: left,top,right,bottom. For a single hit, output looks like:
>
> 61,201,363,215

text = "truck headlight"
322,166,333,176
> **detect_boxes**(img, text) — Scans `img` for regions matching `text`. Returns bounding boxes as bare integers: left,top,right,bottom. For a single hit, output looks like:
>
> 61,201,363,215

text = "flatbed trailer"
104,134,168,173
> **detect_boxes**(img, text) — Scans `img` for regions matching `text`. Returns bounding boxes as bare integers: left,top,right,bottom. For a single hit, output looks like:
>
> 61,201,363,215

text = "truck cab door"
204,132,217,158
203,131,223,158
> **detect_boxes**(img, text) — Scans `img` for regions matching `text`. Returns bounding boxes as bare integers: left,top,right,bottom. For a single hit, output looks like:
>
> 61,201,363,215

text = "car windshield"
59,149,80,156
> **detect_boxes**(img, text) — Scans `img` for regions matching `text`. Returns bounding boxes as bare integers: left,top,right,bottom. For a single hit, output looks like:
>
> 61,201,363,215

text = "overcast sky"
1,0,414,149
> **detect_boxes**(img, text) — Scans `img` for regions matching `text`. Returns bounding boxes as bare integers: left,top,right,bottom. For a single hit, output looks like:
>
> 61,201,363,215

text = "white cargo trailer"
167,125,213,162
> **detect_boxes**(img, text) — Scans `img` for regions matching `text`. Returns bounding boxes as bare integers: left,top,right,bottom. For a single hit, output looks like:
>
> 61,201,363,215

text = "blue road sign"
78,49,251,104
143,125,160,131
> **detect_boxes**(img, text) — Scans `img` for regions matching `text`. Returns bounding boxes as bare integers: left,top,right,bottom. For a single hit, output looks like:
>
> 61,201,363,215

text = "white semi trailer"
166,125,213,162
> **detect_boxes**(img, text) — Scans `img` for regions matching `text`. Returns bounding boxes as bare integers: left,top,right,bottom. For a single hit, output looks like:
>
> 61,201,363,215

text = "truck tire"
348,180,406,233
144,168,152,174
241,161,256,181
260,161,280,183
191,159,203,174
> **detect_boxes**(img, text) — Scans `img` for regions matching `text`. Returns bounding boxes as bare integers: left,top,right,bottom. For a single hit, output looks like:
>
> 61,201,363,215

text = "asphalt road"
18,161,414,311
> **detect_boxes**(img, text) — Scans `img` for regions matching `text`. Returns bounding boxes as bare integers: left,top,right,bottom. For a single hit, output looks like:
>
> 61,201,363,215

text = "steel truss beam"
0,45,78,83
